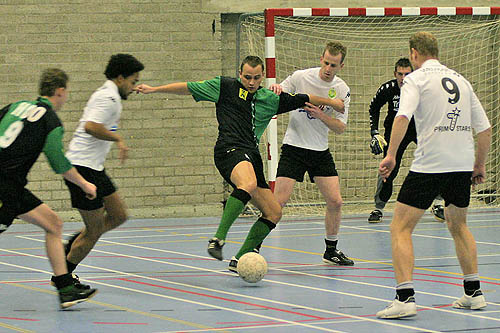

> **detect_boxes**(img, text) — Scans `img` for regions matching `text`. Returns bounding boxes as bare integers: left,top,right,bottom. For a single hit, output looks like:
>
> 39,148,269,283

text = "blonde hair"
323,41,347,63
409,32,439,57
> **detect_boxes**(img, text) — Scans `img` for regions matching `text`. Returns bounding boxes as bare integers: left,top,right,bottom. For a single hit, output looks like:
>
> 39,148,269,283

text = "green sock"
214,195,246,240
235,218,275,259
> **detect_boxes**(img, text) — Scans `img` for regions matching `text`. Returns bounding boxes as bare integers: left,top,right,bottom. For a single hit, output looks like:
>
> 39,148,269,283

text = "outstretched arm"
135,82,191,95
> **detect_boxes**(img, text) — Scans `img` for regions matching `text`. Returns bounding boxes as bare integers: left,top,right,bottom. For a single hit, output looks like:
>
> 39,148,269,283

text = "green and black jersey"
187,76,309,153
0,97,72,188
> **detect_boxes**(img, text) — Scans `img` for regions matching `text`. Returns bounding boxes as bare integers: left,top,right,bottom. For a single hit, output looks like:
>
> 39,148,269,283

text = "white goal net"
238,8,500,215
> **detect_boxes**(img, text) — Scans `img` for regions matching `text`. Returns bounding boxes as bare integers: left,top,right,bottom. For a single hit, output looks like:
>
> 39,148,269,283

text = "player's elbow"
332,122,346,134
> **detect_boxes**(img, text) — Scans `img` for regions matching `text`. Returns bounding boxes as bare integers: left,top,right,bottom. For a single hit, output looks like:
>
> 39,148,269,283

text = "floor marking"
0,322,34,333
0,260,345,333
0,263,217,331
1,248,439,333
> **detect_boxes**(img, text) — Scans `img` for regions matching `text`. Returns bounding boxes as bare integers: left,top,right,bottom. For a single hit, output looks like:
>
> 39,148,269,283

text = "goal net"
238,7,500,215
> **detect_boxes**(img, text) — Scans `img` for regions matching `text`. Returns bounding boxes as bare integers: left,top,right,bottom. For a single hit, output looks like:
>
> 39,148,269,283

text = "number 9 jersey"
397,59,490,173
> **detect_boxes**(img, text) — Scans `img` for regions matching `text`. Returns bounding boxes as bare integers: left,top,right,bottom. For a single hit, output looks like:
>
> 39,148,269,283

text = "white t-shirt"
280,67,350,151
66,80,123,171
397,59,490,173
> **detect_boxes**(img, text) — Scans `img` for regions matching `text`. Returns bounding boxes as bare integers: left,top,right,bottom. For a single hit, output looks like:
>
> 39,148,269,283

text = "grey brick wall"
0,0,495,220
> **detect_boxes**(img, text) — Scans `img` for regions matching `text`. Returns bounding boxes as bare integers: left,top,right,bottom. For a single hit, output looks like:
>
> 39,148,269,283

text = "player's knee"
239,179,258,195
47,213,63,236
325,197,343,211
110,210,128,227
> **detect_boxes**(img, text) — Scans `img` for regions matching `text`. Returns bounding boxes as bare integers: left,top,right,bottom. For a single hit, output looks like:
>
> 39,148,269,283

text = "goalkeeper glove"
370,130,387,155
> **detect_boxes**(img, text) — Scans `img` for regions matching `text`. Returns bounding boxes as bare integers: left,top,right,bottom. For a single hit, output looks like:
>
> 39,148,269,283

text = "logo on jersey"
434,107,470,132
328,89,337,99
239,88,248,100
393,95,400,112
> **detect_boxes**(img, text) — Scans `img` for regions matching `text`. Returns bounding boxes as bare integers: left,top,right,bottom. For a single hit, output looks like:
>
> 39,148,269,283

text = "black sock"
396,288,415,302
52,273,74,290
464,280,481,296
66,260,78,274
325,239,338,251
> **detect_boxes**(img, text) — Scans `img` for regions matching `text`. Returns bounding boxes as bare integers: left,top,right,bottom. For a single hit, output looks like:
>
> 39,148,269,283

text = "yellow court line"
7,282,217,331
0,322,34,333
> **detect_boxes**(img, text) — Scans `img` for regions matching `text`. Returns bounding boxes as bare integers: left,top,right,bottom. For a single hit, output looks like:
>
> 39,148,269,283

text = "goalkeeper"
368,58,445,223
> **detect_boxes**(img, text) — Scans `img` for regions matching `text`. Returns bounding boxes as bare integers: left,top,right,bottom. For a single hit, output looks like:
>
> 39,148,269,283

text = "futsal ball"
237,252,268,283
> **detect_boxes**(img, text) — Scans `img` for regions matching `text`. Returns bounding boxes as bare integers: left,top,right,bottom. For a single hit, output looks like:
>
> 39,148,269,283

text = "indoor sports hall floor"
1,208,499,333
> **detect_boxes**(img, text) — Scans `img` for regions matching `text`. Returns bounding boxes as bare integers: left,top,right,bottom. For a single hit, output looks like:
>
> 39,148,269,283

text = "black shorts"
214,147,269,189
276,144,338,183
397,171,472,209
64,165,116,211
0,187,43,233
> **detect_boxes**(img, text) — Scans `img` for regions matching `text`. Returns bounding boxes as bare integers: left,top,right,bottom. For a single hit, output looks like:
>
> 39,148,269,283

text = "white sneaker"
452,291,486,310
376,297,417,319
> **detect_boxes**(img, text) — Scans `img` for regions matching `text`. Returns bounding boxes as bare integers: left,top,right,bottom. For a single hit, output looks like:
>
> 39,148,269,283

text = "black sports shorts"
214,147,269,189
0,187,43,233
276,144,338,183
397,171,472,209
64,165,116,211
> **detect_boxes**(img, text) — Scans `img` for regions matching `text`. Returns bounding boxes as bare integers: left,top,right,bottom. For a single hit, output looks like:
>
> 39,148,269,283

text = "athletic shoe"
207,237,225,260
323,248,354,266
228,256,238,273
59,285,98,309
253,242,262,254
51,273,90,290
64,231,81,256
376,296,417,319
431,204,445,222
452,290,487,310
368,209,383,223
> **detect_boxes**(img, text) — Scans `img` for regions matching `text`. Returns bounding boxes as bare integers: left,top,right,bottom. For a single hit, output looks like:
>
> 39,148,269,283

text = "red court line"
92,321,149,325
0,317,39,321
119,278,327,320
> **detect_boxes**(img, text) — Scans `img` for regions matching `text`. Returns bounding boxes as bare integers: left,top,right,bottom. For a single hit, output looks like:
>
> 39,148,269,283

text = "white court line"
11,235,500,322
1,244,442,333
55,216,498,237
345,225,500,247
0,260,345,333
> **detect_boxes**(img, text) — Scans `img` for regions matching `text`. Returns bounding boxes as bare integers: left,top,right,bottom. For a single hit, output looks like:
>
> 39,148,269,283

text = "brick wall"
0,0,494,219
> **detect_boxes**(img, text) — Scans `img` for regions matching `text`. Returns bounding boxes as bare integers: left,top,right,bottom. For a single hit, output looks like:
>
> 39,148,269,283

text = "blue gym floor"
1,208,499,332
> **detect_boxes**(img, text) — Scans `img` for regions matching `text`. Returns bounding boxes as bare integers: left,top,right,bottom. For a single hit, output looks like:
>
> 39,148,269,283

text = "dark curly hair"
104,54,144,79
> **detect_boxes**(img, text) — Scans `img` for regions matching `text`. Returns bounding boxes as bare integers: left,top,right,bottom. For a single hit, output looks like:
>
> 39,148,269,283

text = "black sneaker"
59,285,98,309
368,209,383,223
323,249,354,266
252,242,262,254
64,231,81,256
51,273,90,290
207,237,225,260
228,256,238,273
431,204,445,222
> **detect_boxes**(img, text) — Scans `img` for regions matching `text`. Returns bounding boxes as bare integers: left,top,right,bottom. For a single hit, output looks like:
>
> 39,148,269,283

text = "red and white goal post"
239,7,500,215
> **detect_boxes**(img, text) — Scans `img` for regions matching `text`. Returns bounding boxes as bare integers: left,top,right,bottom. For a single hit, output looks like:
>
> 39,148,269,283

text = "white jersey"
397,59,490,173
66,80,122,171
280,67,350,151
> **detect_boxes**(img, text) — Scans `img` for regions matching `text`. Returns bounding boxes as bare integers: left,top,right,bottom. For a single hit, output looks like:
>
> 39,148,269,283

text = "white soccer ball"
237,252,268,283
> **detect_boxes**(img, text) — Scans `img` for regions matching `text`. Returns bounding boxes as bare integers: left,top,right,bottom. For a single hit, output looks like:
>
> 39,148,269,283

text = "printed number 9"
441,77,460,104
